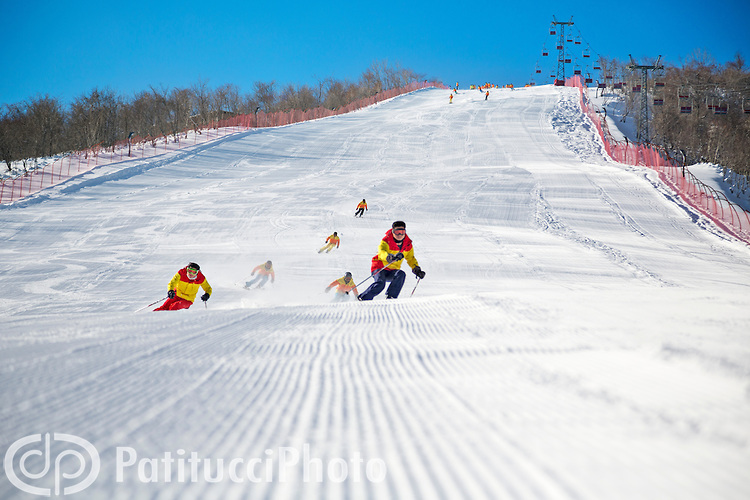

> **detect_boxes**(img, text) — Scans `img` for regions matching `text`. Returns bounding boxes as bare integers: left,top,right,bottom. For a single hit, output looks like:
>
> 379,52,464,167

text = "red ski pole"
135,296,168,312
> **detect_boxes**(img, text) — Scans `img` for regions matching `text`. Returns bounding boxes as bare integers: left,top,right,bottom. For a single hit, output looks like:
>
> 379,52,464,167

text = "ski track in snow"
1,86,750,500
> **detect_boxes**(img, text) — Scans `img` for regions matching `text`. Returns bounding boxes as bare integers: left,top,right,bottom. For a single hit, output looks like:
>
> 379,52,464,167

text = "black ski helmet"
187,262,200,271
345,271,352,278
392,221,406,230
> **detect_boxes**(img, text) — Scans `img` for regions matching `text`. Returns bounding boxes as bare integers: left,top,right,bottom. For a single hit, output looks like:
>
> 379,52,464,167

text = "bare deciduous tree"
190,79,213,128
277,84,319,111
67,88,119,150
252,81,276,113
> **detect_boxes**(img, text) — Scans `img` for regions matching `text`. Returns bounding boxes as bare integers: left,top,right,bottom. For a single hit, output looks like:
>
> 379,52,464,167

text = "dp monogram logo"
4,433,100,496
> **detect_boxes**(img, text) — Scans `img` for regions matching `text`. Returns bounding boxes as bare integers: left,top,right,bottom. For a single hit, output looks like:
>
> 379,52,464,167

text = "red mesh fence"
566,75,750,245
1,80,446,205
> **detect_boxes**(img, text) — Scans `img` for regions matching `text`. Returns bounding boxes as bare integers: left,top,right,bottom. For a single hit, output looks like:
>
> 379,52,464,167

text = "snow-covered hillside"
1,85,749,500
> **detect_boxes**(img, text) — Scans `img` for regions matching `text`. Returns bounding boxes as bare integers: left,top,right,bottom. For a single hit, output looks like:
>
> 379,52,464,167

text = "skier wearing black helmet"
355,199,368,217
325,271,360,301
358,221,425,301
154,262,212,311
318,232,340,253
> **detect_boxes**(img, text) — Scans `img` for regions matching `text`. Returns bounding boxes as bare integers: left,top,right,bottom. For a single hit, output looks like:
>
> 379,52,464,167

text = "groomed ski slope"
1,85,749,499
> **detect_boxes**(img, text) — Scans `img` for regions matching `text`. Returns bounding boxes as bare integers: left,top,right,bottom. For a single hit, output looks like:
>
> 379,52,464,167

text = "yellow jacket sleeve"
201,279,212,296
377,242,419,270
376,240,393,268
167,272,181,290
405,248,419,270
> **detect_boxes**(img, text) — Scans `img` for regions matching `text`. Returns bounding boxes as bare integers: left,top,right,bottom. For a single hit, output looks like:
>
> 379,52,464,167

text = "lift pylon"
626,55,664,142
550,16,574,85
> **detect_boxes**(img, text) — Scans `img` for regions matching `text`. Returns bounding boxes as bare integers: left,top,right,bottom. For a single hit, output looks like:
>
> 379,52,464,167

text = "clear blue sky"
2,0,748,106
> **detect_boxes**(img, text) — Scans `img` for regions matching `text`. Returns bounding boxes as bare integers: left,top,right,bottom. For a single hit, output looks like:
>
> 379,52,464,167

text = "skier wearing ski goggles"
154,262,212,311
358,221,425,301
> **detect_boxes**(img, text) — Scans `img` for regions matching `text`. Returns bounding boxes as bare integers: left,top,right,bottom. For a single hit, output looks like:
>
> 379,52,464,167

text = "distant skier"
485,90,490,100
449,94,454,104
245,260,275,288
355,199,368,217
318,232,340,253
325,272,360,301
358,221,425,301
154,262,212,311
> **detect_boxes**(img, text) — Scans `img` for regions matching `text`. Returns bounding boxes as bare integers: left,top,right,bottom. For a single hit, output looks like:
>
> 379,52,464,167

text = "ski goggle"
393,228,405,235
186,267,199,277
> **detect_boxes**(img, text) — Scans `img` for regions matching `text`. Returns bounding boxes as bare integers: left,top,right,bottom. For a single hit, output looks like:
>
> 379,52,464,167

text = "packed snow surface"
1,85,749,499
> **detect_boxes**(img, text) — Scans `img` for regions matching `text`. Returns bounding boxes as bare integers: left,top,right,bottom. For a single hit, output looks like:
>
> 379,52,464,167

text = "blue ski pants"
359,268,405,300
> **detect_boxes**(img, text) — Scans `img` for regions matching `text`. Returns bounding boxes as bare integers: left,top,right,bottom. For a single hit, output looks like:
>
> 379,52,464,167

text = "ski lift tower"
626,54,664,142
551,16,574,85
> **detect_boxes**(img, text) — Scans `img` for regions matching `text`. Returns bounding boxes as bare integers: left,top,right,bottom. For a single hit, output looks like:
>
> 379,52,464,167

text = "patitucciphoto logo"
4,433,100,496
4,434,385,495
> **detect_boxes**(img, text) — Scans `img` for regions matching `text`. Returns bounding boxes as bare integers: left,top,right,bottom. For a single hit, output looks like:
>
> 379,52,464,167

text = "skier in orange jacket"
355,199,368,217
318,232,340,253
325,272,359,301
245,260,275,288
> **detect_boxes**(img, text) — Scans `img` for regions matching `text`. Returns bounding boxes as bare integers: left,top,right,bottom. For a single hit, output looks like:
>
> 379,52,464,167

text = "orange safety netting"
566,75,750,245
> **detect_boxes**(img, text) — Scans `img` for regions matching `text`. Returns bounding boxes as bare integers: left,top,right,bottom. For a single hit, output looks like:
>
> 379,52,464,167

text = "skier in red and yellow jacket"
358,221,425,300
325,271,359,301
154,262,212,311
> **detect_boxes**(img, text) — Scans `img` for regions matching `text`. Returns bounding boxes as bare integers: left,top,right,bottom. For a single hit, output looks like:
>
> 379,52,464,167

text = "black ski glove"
167,290,176,298
201,293,210,302
412,266,425,279
386,252,404,263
